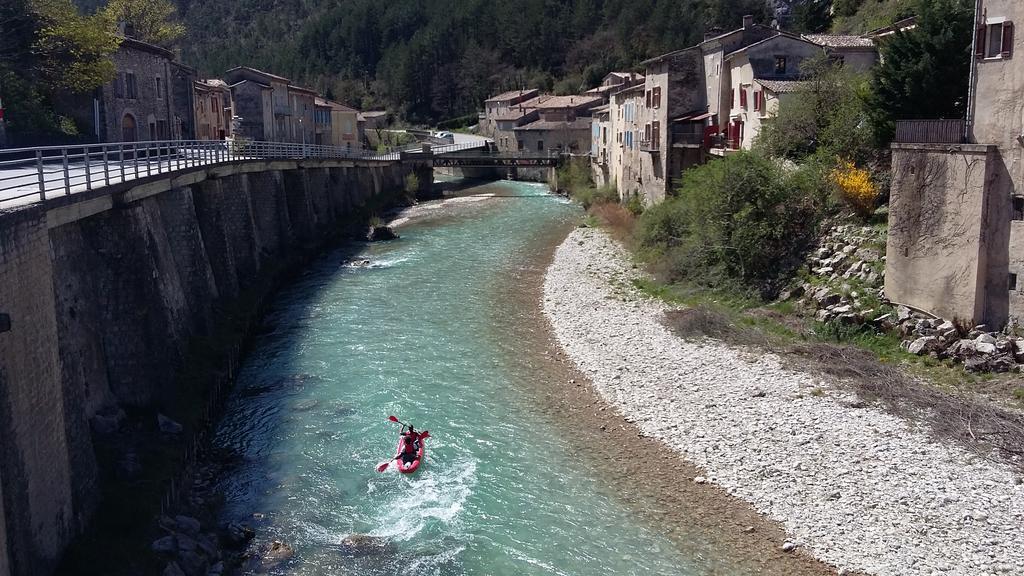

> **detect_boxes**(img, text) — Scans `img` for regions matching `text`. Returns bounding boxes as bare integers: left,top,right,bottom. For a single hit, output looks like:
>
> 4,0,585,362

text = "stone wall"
885,144,1004,325
0,158,415,576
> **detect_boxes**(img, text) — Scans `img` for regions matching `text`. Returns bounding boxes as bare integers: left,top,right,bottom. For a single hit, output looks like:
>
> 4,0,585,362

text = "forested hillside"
164,0,771,122
68,0,915,124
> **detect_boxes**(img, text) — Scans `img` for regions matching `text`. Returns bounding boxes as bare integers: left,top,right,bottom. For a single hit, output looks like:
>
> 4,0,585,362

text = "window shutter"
753,90,760,111
976,25,987,58
740,88,748,108
731,88,735,109
1003,21,1014,57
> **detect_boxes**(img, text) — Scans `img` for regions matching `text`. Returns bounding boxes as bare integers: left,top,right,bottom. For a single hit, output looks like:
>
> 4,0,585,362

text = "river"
210,179,741,575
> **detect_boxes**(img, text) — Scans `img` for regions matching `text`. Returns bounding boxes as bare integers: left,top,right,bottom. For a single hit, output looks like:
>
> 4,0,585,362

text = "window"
1010,273,1018,291
114,74,124,98
652,121,660,146
537,140,544,151
517,140,524,150
652,86,661,109
740,87,748,108
753,90,761,112
730,88,735,109
645,90,652,108
978,20,1014,59
126,72,137,100
1014,196,1024,220
155,77,162,99
774,56,787,74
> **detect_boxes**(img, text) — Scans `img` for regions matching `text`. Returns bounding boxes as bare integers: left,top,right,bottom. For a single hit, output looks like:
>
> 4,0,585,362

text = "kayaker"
398,436,418,465
402,425,422,450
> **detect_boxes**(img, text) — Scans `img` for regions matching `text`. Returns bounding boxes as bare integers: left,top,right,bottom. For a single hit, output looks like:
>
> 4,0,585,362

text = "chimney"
743,14,754,29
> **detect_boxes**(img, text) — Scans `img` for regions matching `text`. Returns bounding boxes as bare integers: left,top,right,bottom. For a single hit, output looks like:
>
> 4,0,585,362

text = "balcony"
639,139,659,153
671,127,704,147
894,119,966,144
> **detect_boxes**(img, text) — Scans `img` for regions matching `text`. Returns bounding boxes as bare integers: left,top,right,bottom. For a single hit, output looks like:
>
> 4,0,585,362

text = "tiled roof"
528,94,603,109
315,97,357,112
803,34,875,48
755,79,810,93
492,107,537,121
514,118,592,131
485,88,539,103
224,66,291,83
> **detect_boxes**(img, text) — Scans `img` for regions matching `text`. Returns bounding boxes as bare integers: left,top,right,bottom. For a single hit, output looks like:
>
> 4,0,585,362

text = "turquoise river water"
211,180,738,575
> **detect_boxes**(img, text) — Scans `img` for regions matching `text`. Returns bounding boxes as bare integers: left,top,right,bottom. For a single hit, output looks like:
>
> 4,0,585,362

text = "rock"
832,304,853,315
196,533,220,559
206,562,224,576
908,336,938,355
175,515,201,535
872,313,895,331
815,291,842,308
780,285,805,301
177,550,207,576
693,476,708,484
152,535,177,554
965,357,992,373
91,406,126,436
367,225,398,242
996,337,1014,353
337,534,396,557
782,541,797,552
163,562,187,576
896,305,913,322
990,354,1016,373
158,414,183,435
262,540,295,568
225,522,255,547
176,535,197,552
975,333,997,345
951,339,977,358
976,342,997,355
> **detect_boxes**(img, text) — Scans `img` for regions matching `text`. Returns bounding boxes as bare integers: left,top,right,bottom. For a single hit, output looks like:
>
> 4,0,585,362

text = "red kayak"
394,434,425,473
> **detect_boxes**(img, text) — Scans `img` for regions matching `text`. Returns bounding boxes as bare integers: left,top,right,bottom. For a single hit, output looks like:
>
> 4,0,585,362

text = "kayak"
394,434,425,474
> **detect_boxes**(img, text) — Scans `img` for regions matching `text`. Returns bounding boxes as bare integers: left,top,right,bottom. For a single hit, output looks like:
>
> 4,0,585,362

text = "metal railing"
894,119,966,144
0,138,488,209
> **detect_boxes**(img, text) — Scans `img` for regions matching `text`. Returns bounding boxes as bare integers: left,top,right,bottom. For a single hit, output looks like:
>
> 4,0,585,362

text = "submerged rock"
337,534,396,557
158,414,184,435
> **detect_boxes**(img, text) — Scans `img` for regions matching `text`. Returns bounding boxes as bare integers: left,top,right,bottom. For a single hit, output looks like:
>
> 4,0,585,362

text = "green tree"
101,0,184,47
790,0,833,33
757,55,875,164
867,0,973,143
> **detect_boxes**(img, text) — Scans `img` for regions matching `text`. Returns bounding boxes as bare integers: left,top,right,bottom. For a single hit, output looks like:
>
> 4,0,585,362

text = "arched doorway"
121,113,138,142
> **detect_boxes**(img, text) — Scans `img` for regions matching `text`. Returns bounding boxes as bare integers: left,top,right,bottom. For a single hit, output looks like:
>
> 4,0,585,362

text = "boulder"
261,540,295,569
936,320,957,335
225,522,254,547
337,534,396,557
158,414,183,435
950,339,978,358
163,562,187,576
815,291,842,308
177,550,207,576
175,515,201,536
152,535,177,554
206,562,224,576
976,342,997,355
996,337,1014,353
91,406,126,436
366,225,398,242
975,333,997,345
896,305,913,322
991,355,1017,373
872,313,895,331
908,336,938,355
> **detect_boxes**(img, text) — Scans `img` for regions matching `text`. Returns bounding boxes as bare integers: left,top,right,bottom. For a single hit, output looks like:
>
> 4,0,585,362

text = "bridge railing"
0,139,404,208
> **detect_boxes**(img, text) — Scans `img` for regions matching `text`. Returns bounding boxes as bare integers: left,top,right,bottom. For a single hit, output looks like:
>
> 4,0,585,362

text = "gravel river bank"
542,227,1024,576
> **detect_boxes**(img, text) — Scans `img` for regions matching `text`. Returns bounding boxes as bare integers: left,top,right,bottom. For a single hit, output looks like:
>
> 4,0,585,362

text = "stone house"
885,0,1020,327
591,105,611,186
512,94,602,155
97,37,188,142
714,33,824,152
193,79,232,140
287,85,317,145
607,84,645,201
481,89,540,138
802,34,879,72
584,71,645,101
223,67,292,142
314,97,362,150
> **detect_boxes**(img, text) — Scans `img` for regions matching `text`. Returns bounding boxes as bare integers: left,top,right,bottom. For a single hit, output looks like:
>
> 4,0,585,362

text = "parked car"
435,131,454,142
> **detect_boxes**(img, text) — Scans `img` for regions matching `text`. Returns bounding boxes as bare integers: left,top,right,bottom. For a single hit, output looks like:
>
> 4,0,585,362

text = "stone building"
714,33,824,152
886,0,1020,326
193,79,232,140
481,89,539,138
314,97,362,149
287,85,317,145
223,66,291,142
98,38,184,142
802,34,879,72
511,94,602,155
606,85,645,200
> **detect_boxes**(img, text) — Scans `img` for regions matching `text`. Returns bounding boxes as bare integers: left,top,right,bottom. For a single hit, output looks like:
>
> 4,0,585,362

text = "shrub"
832,160,880,218
404,172,420,195
635,151,830,295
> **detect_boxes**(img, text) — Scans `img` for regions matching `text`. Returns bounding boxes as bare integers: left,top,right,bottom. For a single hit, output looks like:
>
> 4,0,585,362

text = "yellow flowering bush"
832,160,879,218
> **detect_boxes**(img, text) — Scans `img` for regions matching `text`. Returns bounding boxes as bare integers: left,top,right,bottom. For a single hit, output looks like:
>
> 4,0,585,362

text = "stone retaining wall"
0,158,416,576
